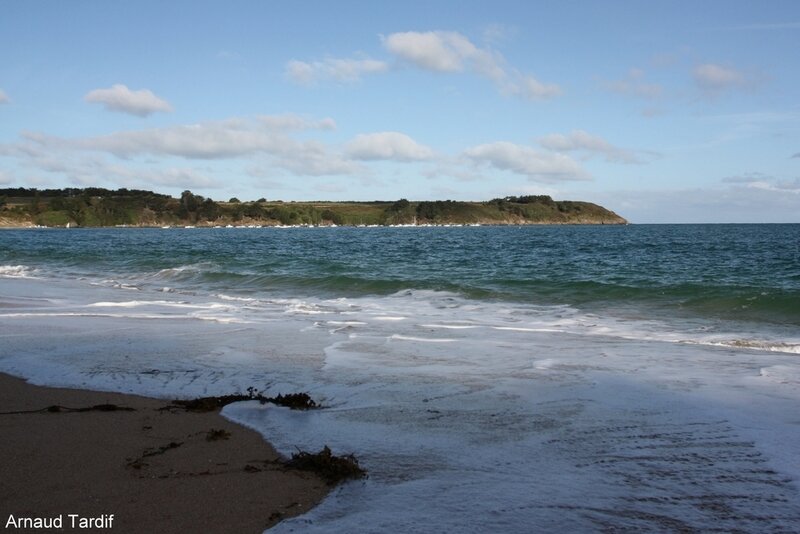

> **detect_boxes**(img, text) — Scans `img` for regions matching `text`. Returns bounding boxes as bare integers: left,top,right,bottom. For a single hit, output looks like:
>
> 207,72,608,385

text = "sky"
1,1,799,223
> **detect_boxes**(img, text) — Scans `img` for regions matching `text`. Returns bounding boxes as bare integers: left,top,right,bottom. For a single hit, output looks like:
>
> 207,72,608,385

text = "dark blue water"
1,224,798,326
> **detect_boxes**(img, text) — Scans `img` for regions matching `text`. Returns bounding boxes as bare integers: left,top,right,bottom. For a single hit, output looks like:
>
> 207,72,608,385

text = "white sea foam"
87,300,189,308
0,265,36,278
1,274,800,532
695,339,800,355
215,293,257,303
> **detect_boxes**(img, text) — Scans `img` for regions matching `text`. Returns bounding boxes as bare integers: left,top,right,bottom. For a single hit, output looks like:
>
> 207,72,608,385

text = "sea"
1,224,799,532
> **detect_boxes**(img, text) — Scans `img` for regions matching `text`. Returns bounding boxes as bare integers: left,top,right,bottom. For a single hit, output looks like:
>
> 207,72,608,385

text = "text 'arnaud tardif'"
5,514,114,529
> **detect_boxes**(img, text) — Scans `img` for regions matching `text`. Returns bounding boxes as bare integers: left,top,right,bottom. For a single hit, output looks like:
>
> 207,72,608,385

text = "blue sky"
1,1,799,222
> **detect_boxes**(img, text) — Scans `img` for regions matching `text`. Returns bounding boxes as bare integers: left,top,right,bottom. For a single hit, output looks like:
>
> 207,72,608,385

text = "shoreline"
0,220,627,229
0,372,331,533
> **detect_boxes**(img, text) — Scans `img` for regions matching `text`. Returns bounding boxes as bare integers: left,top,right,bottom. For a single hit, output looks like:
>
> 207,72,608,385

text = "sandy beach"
0,373,330,533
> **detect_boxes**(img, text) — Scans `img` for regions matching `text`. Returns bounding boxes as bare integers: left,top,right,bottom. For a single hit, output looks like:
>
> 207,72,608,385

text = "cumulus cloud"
2,144,222,189
382,30,561,100
346,132,435,161
463,141,589,182
693,63,756,96
24,122,280,160
13,115,366,180
285,57,388,85
538,130,643,164
285,30,560,100
84,84,173,117
382,31,476,72
0,89,9,104
20,116,327,161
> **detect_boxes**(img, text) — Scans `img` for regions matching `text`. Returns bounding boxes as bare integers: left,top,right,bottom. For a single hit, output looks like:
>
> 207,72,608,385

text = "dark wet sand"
0,373,330,533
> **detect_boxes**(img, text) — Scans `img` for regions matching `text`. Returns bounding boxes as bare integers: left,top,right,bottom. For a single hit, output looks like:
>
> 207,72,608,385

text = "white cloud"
0,170,13,184
258,114,336,131
693,63,754,96
9,115,366,184
274,141,365,176
463,141,589,182
285,57,388,85
144,168,219,188
585,184,800,223
603,68,663,99
382,31,475,72
494,72,563,100
694,64,744,87
3,145,222,190
22,118,297,160
721,172,800,194
0,89,9,104
84,84,173,117
721,171,770,184
285,60,316,85
382,30,561,100
41,124,278,159
77,163,220,189
346,132,435,161
538,130,642,164
421,164,488,182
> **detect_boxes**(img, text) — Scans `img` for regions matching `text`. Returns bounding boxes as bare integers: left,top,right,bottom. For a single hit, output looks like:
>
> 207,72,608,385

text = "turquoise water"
2,224,798,326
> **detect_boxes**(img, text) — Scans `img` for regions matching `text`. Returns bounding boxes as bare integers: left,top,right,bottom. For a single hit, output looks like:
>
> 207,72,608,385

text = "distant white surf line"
87,300,200,308
215,293,258,303
493,326,564,333
689,339,800,355
390,334,457,343
0,312,249,324
421,324,480,330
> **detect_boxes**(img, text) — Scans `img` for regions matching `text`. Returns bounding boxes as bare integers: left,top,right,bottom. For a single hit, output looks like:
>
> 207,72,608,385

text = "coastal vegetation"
0,188,626,227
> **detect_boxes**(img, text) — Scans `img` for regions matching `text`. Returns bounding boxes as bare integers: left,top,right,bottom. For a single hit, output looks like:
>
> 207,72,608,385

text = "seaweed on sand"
168,387,319,412
285,445,366,485
126,441,183,470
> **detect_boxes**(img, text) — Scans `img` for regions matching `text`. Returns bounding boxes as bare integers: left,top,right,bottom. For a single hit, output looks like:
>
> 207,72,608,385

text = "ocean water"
1,224,799,531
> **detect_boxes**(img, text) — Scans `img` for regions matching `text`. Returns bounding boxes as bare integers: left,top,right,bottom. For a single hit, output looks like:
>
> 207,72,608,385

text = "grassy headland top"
0,188,627,228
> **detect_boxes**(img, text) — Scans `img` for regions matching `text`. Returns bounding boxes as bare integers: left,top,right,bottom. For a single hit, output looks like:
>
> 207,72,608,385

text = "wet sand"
0,373,330,533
